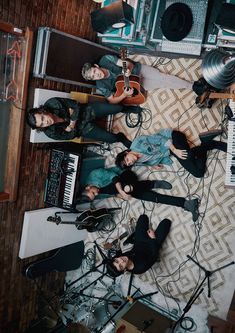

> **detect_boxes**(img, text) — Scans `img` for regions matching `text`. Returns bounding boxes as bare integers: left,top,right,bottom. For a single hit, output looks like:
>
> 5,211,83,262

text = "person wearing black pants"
82,168,199,221
26,97,141,147
116,170,191,210
115,128,227,178
106,214,172,275
171,130,227,178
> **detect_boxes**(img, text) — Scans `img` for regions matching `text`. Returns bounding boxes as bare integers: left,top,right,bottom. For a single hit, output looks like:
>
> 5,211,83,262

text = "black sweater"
123,214,160,274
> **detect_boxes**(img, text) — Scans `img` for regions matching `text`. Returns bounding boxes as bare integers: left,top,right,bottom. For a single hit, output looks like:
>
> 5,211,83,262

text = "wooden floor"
0,1,97,332
0,1,235,333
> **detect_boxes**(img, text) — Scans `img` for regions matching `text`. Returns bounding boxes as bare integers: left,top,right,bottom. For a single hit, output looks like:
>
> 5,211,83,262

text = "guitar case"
23,241,84,279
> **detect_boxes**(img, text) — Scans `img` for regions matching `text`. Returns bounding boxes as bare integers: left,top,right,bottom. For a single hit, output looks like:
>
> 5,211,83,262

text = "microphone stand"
64,242,115,305
126,271,158,303
171,255,235,332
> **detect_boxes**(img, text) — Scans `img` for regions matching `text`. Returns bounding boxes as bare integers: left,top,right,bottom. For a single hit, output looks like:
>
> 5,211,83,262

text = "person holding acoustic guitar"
80,167,199,222
81,54,207,105
106,214,172,276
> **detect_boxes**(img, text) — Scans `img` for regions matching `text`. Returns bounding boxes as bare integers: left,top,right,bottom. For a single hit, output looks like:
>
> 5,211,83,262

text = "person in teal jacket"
80,167,199,221
115,129,226,178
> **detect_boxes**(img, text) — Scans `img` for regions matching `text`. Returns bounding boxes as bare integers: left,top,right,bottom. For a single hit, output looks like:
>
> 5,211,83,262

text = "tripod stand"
171,255,235,332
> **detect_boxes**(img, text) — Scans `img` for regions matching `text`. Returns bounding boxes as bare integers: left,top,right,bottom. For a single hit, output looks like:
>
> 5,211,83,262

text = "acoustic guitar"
114,48,147,105
47,208,117,232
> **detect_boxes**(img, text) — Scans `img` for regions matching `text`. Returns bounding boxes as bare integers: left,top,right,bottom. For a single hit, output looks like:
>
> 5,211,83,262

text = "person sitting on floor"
115,129,227,178
81,54,208,104
26,97,141,147
106,214,171,276
80,167,199,221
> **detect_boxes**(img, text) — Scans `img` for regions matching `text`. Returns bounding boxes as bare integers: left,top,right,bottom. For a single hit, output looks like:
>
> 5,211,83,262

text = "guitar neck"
112,231,128,247
50,220,78,225
122,60,130,88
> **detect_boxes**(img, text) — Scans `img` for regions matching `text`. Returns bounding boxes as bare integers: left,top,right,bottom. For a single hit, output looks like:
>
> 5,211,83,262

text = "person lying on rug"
106,214,171,276
80,167,199,221
115,129,227,178
81,54,208,104
26,97,142,147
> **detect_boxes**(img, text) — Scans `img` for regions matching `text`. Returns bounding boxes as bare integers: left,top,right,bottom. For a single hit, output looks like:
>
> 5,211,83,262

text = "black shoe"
199,129,223,143
116,132,132,148
193,77,210,96
153,180,172,190
195,90,211,109
184,198,199,222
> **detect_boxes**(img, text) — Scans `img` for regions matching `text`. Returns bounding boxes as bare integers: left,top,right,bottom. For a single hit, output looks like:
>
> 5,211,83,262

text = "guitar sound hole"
132,88,139,97
125,87,138,97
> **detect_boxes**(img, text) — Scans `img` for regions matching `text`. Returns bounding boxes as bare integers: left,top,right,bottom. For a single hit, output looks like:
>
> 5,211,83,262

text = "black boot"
199,129,223,143
153,180,172,190
192,77,210,96
116,132,132,148
184,198,199,222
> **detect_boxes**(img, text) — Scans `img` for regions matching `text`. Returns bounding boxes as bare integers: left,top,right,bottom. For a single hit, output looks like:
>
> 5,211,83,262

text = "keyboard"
44,149,82,209
225,100,235,187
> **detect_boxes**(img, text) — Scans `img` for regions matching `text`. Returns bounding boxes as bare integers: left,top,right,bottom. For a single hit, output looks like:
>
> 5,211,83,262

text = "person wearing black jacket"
106,214,171,276
26,97,141,147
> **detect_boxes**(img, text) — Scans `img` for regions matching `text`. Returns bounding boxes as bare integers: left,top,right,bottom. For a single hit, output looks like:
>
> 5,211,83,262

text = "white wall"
19,207,87,258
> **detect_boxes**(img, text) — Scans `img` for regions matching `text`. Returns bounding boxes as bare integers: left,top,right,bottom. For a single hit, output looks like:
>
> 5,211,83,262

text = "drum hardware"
60,292,128,331
60,242,161,332
63,242,159,332
59,242,120,330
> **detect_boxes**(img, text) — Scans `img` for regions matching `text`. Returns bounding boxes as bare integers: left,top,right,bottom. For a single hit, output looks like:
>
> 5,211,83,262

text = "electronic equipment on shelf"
161,0,208,56
161,40,204,56
44,149,82,210
202,0,224,49
225,100,235,188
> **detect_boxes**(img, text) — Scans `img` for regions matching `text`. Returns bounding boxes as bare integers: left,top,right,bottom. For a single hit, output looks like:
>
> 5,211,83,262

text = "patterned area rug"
86,55,235,320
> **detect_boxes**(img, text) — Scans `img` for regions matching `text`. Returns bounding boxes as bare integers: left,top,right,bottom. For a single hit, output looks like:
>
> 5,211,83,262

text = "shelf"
0,25,33,202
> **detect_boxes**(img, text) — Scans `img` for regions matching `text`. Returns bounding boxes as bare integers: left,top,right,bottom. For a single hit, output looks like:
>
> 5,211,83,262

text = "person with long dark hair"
26,97,142,147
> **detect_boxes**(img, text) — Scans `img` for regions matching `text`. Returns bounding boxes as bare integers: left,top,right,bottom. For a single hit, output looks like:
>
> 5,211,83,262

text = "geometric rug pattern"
86,55,235,320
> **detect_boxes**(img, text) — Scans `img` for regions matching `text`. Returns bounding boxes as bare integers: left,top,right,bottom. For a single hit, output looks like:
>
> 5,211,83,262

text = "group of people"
27,54,226,276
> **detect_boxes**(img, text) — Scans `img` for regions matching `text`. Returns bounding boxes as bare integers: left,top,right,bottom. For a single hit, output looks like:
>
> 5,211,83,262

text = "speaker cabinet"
116,301,176,333
91,0,134,34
